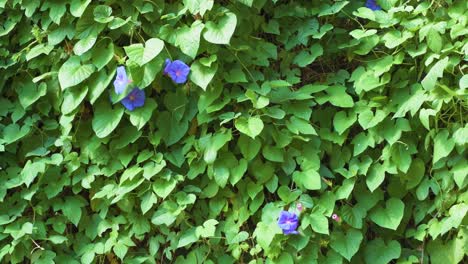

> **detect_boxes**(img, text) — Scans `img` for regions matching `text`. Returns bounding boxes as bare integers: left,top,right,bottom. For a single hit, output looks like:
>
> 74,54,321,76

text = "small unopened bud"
331,213,340,222
296,202,304,212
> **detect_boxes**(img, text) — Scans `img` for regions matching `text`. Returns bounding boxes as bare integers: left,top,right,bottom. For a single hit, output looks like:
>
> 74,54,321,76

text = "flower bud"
331,213,340,222
296,202,304,212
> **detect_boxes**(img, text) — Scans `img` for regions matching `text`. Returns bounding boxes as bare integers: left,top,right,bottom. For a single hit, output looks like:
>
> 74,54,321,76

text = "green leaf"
109,17,131,29
70,0,91,17
421,57,449,91
225,67,248,83
62,196,85,226
316,85,354,108
235,116,264,139
286,116,317,135
358,109,387,129
237,0,253,7
128,98,157,130
333,110,356,135
177,228,199,248
61,86,88,115
157,111,189,146
318,1,349,16
254,222,281,250
382,30,413,49
248,116,264,138
93,5,113,23
88,69,114,104
184,0,214,17
433,130,455,164
2,123,31,144
21,160,45,187
204,130,232,164
238,135,261,161
350,29,378,40
189,60,218,90
293,169,321,190
277,186,301,203
113,241,128,259
153,179,177,199
427,28,443,53
73,34,97,55
91,40,114,70
427,238,465,264
203,12,237,45
460,74,468,89
262,145,284,162
308,212,329,235
330,229,363,261
48,235,68,244
364,239,401,264
58,56,95,90
293,43,323,67
369,198,404,230
196,219,218,238
213,162,229,188
17,81,47,109
176,21,204,59
124,38,164,66
26,44,54,61
401,158,425,189
366,163,385,192
91,99,125,138
141,192,157,214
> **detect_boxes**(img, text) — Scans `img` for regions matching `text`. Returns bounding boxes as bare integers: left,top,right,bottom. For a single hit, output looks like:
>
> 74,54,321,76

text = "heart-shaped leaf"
190,60,217,90
369,198,404,230
92,99,124,138
176,21,204,59
58,56,95,90
364,238,401,264
203,12,237,44
330,228,363,261
124,38,164,66
334,110,357,135
153,178,177,199
235,116,264,139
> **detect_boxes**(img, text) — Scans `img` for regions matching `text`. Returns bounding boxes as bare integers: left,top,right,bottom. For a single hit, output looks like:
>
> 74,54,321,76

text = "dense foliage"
1,0,467,263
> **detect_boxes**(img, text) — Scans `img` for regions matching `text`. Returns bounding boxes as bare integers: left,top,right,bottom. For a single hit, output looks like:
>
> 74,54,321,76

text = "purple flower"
164,59,190,84
277,211,299,235
365,0,381,11
121,88,145,111
114,66,131,94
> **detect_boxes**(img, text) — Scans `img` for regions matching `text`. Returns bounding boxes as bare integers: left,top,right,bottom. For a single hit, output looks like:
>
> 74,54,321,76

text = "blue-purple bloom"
365,0,381,11
164,59,190,84
277,211,299,235
114,66,131,94
121,88,145,111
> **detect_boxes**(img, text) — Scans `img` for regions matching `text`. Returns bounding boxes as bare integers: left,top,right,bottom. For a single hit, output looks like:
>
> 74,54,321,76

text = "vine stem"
420,238,425,264
164,46,173,61
30,238,44,255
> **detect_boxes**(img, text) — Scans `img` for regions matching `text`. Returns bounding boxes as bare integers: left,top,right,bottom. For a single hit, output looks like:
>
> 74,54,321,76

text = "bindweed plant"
0,0,467,263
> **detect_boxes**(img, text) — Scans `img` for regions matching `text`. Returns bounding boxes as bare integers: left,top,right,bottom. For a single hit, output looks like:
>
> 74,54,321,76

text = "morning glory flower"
277,211,299,235
114,66,131,94
365,0,381,11
121,88,145,111
164,59,190,84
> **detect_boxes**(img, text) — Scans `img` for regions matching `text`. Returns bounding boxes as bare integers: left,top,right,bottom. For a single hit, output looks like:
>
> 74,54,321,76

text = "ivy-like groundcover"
0,0,467,263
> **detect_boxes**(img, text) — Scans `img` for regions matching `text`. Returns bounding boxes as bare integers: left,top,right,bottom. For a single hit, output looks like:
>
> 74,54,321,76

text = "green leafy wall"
0,0,467,263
